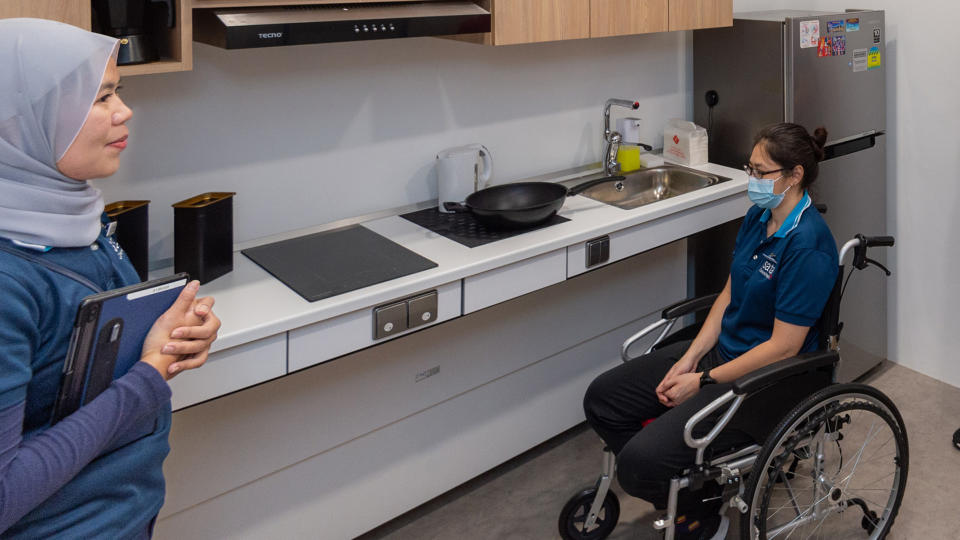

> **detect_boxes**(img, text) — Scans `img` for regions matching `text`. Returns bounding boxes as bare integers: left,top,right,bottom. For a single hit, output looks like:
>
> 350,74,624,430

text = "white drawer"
567,193,750,277
169,334,286,411
462,248,567,314
287,281,461,373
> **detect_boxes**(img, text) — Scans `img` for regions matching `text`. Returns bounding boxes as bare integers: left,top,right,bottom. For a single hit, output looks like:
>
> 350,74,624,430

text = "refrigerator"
692,9,888,383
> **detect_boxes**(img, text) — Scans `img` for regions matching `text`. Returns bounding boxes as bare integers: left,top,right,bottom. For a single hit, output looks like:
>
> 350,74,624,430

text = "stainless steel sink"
563,164,731,210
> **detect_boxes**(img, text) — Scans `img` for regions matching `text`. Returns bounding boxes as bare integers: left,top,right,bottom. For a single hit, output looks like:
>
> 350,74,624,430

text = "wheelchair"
559,234,908,540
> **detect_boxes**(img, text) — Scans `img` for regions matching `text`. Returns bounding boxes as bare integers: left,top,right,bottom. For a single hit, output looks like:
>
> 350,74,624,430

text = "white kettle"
436,144,493,213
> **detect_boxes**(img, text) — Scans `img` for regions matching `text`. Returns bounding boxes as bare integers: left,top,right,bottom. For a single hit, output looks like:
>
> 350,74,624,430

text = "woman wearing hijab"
0,19,220,537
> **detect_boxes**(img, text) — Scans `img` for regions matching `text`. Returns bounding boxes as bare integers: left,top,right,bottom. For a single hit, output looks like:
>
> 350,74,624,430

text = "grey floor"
359,361,960,539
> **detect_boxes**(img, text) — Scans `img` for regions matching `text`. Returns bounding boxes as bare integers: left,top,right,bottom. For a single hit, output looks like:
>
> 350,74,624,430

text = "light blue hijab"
0,18,118,247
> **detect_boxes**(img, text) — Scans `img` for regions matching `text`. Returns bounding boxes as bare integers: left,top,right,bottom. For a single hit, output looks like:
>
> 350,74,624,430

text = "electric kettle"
436,144,493,213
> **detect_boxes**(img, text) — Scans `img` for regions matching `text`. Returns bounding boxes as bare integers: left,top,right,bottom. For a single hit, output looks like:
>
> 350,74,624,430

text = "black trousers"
583,340,755,510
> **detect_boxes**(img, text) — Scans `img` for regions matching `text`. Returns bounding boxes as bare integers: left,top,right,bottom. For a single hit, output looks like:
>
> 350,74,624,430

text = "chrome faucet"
602,98,652,177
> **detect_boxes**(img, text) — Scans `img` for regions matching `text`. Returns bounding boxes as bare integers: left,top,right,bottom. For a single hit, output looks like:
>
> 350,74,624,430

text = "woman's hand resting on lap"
140,280,221,381
656,354,698,407
657,372,701,407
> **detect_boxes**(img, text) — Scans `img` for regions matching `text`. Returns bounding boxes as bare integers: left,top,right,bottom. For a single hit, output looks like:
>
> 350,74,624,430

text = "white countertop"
199,160,748,353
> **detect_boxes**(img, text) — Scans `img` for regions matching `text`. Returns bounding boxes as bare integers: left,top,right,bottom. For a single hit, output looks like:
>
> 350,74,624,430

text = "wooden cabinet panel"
591,0,668,38
0,0,191,76
0,0,90,30
492,0,590,45
669,0,732,31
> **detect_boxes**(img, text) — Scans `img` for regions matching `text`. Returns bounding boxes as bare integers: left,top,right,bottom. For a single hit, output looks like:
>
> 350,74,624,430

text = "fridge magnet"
867,46,882,70
800,20,820,48
852,48,868,72
845,18,860,32
873,28,882,43
817,36,833,57
831,35,846,56
827,20,844,33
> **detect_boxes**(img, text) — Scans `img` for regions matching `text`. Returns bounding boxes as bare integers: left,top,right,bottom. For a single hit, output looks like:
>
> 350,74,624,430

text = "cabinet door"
591,0,668,38
492,0,590,45
668,0,732,31
0,0,90,29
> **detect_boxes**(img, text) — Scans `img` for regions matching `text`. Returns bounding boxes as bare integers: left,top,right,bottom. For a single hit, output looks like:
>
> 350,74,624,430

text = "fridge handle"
822,134,877,161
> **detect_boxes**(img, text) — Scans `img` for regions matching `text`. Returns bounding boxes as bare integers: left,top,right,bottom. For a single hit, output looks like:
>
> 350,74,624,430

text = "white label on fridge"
852,48,868,72
800,20,820,49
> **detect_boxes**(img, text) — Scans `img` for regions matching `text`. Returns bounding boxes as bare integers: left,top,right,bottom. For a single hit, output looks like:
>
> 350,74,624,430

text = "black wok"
443,176,623,229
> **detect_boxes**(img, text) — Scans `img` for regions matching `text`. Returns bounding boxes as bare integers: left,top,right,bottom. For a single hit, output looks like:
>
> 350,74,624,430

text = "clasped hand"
140,280,221,381
655,355,700,407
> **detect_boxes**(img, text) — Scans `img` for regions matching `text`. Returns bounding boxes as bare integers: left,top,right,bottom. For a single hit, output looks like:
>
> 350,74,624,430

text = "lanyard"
0,242,104,293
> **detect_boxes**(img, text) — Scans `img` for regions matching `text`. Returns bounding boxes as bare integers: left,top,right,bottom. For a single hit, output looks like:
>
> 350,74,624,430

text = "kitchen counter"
202,160,747,352
156,159,751,539
168,159,749,410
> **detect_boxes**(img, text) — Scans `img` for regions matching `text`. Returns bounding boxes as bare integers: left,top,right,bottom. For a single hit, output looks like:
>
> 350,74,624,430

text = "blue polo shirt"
717,192,838,361
0,215,171,538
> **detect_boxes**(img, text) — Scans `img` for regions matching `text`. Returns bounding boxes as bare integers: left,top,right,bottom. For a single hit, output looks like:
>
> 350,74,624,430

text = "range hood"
194,1,490,49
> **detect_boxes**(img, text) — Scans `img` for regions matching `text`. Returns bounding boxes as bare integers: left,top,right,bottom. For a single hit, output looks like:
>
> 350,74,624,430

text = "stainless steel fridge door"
817,135,888,382
787,10,885,141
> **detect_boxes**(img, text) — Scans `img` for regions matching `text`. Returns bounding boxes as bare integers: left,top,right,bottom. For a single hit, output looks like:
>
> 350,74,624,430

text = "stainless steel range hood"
194,1,491,49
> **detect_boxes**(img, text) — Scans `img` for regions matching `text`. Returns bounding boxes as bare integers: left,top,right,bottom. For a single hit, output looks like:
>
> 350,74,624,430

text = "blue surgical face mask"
748,175,792,209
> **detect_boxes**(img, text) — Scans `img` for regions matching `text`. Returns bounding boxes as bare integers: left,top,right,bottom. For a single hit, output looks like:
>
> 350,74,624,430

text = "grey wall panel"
694,19,785,169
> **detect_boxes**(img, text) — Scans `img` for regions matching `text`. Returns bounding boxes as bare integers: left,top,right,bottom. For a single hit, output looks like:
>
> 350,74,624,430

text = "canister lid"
172,192,236,208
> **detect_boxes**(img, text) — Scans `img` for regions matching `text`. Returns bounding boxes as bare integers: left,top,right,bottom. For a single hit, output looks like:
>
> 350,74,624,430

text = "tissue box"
663,119,708,166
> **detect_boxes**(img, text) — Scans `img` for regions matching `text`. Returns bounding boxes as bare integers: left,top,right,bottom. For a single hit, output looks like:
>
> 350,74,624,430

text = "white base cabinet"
156,241,686,539
168,334,286,411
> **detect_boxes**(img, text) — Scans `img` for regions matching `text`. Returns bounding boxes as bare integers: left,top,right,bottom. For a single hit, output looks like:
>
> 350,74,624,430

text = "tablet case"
51,274,189,424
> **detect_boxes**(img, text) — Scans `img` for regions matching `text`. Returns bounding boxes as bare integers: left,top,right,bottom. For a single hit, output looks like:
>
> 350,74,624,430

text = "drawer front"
463,249,567,314
169,334,286,411
567,193,750,277
287,281,461,372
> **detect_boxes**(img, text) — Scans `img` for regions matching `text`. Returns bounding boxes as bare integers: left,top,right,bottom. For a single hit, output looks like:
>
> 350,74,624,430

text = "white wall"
734,0,960,387
94,33,692,257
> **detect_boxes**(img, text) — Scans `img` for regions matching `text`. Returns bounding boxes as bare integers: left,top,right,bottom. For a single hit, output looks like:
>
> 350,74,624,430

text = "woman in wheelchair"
582,123,839,539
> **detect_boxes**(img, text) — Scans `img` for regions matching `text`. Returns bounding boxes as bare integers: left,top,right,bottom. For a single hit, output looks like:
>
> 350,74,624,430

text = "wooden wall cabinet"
590,0,668,39
668,0,732,31
472,0,729,45
0,0,192,77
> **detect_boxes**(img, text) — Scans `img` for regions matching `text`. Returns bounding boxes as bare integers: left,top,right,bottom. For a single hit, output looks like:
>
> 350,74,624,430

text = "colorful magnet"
846,18,860,32
818,36,832,57
852,48,868,72
832,35,846,56
800,20,820,48
827,20,844,33
867,46,881,69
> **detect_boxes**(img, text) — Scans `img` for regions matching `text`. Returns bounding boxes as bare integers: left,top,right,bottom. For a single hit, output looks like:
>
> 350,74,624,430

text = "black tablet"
51,273,189,424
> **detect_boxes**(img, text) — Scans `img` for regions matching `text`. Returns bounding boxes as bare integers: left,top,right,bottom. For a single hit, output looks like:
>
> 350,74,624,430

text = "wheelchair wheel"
558,487,620,540
741,383,908,540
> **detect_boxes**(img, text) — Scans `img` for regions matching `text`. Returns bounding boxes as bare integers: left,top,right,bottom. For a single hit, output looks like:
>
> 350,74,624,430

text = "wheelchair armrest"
732,351,839,395
661,294,719,320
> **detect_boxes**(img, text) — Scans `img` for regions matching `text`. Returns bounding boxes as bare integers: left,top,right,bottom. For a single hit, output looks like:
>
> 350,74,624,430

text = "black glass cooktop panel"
400,207,569,248
242,225,437,302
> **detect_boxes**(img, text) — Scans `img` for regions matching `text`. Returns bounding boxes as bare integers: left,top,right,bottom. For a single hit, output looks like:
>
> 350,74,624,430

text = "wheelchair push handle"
861,235,895,248
840,234,895,275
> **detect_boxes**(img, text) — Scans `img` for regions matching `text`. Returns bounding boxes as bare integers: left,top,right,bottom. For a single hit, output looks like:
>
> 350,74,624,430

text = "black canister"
105,200,150,281
173,192,236,284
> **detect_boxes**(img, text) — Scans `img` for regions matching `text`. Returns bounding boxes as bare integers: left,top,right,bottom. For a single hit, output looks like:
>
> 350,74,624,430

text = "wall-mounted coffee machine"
92,0,175,65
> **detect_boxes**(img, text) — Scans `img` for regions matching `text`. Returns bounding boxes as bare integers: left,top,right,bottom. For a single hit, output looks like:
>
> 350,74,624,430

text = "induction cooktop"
242,225,437,302
400,207,569,248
